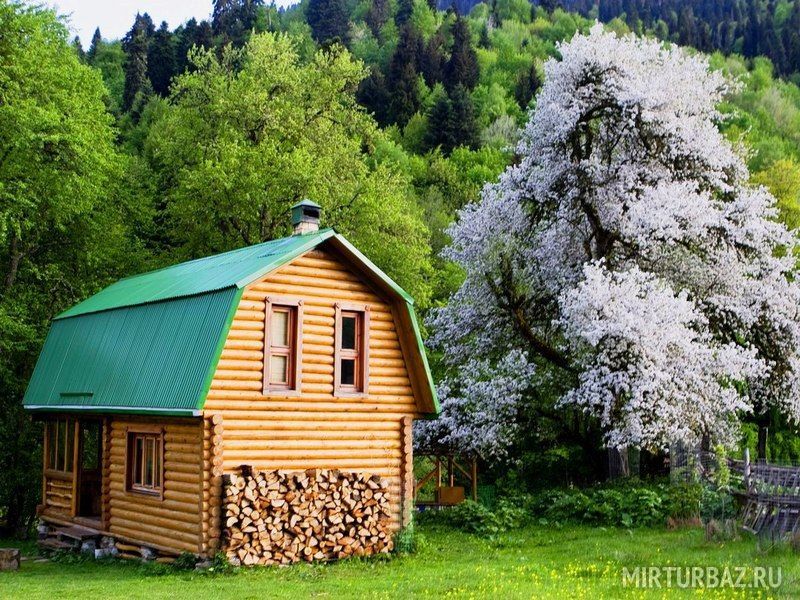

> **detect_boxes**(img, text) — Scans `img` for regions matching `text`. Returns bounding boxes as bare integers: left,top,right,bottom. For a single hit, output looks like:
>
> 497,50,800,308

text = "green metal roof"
24,229,439,416
57,230,335,320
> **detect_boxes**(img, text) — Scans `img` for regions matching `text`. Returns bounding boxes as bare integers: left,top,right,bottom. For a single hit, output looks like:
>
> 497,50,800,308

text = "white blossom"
419,25,800,456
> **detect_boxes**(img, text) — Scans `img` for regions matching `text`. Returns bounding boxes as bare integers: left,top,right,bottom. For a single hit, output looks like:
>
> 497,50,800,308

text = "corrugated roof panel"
24,229,439,416
57,230,334,319
23,288,238,413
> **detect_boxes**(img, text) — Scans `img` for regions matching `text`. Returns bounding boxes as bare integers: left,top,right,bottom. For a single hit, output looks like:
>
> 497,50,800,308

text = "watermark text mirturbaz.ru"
622,566,782,590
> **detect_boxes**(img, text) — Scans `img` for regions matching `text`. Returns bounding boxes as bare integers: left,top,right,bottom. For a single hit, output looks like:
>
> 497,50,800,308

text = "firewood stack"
222,468,393,566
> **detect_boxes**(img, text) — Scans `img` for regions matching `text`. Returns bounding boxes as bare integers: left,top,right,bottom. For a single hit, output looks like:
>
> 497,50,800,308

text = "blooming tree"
417,25,800,458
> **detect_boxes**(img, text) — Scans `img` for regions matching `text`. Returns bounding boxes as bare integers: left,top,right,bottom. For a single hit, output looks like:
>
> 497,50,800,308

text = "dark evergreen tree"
444,16,479,91
742,1,760,57
176,18,214,73
365,0,390,38
478,23,490,49
386,25,423,125
425,85,479,154
86,27,102,64
677,5,697,47
72,36,85,61
195,21,215,50
147,21,176,97
212,0,238,36
395,0,414,27
175,18,198,74
306,0,351,46
213,0,263,47
357,68,392,126
784,2,800,76
425,92,452,151
122,13,154,112
421,30,446,86
514,62,541,110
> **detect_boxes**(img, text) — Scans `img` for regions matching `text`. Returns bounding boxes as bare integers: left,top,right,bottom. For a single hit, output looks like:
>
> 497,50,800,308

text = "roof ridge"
55,229,336,320
115,228,335,284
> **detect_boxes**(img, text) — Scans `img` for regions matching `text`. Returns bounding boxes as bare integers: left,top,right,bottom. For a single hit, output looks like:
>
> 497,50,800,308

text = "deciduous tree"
419,26,800,457
145,34,432,304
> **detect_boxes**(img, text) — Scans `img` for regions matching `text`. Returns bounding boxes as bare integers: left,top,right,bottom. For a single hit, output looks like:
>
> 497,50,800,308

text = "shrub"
532,481,670,528
416,499,529,536
668,482,703,521
173,552,198,570
393,523,424,554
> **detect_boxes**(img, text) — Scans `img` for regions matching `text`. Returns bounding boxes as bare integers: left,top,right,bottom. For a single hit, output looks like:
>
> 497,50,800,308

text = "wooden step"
38,538,76,551
56,525,99,543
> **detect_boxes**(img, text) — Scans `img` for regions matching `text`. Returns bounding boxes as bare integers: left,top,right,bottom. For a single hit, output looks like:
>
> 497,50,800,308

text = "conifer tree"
478,23,490,49
425,85,478,153
195,21,214,50
357,68,392,126
86,27,102,64
72,36,85,61
514,62,541,109
395,0,414,27
212,0,262,47
147,21,176,97
386,24,422,125
444,15,479,91
306,0,351,46
122,13,154,112
365,0,390,38
421,29,446,86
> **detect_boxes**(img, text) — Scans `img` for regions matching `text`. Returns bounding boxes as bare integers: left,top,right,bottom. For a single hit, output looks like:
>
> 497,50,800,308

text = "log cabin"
23,200,438,561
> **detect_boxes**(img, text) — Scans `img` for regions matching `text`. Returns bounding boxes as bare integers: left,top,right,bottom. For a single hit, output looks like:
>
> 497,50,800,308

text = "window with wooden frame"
126,429,163,497
44,418,76,474
263,298,303,394
334,303,370,396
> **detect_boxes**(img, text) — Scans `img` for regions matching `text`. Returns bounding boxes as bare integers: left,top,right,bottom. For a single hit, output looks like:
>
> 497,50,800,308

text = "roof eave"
24,405,202,417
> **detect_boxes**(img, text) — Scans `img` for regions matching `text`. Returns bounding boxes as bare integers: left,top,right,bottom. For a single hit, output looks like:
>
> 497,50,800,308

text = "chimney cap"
291,199,322,235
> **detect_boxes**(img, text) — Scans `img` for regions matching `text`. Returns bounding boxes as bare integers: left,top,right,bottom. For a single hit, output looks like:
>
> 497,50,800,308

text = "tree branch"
485,254,574,372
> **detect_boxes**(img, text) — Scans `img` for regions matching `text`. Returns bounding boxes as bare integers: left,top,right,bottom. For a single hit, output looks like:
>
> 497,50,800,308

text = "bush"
667,482,703,521
173,552,198,570
416,499,529,536
700,487,737,521
393,523,425,554
531,481,671,528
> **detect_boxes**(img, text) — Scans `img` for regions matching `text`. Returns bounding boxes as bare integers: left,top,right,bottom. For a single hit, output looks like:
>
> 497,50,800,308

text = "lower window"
126,430,163,496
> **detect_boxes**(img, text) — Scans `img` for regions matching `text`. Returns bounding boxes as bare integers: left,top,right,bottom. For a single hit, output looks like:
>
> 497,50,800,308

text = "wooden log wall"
201,415,224,555
108,418,203,555
43,475,73,516
204,248,420,531
101,418,112,528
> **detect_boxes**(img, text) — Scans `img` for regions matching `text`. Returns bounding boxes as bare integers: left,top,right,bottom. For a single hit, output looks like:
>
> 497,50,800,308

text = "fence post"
744,448,752,493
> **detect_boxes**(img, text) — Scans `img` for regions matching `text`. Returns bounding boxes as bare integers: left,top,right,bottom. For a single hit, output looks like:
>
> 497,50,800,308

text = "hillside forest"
4,0,800,534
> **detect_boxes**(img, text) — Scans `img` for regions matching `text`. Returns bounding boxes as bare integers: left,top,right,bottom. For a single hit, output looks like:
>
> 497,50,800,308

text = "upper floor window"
335,303,370,395
126,429,163,497
264,298,303,394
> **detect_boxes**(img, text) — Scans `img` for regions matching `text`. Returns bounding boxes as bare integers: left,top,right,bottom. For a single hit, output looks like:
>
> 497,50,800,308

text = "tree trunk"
757,425,768,461
4,234,22,292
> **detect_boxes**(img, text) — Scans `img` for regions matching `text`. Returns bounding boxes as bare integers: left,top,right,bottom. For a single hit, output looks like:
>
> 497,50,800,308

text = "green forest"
5,0,800,536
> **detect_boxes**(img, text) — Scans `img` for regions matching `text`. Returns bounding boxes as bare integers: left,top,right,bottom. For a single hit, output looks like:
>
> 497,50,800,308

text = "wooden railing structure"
414,454,477,506
675,446,800,539
729,450,800,539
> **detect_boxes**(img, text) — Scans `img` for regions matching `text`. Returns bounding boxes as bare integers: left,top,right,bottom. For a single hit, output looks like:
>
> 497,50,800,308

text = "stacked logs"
223,468,393,566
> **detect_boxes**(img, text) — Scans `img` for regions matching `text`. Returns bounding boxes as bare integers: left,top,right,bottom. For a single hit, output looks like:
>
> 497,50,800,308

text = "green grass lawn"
1,525,797,599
